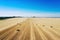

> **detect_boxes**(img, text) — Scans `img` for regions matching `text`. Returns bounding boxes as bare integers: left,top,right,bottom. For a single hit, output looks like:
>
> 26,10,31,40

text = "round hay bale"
17,29,20,31
42,25,45,27
50,26,53,28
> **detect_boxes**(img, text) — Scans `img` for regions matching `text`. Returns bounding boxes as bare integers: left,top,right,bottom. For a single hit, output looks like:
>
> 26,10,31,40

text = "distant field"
0,18,60,40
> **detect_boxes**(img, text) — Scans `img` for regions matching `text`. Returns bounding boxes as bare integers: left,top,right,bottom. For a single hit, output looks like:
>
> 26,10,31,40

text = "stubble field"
0,18,60,40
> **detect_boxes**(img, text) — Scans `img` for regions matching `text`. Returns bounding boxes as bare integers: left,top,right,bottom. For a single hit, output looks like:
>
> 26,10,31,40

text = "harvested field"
0,18,60,40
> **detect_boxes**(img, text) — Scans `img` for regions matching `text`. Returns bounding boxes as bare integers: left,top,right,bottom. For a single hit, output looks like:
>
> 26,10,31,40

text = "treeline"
0,16,16,20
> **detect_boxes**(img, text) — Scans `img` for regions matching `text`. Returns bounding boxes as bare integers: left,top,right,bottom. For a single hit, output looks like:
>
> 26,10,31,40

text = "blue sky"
0,0,60,17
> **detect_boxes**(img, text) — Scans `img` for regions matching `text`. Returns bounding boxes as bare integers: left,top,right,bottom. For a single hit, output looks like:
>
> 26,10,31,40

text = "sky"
0,0,60,17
